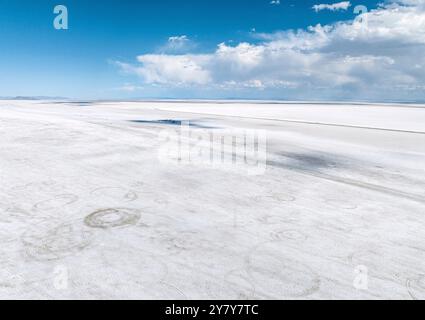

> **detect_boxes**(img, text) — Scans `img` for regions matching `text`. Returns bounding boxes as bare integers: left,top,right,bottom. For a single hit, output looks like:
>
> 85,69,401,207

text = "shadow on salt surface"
129,119,218,129
43,101,95,107
268,152,342,171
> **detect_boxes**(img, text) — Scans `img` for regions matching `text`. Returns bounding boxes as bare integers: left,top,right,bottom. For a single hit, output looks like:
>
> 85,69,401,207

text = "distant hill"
0,96,69,101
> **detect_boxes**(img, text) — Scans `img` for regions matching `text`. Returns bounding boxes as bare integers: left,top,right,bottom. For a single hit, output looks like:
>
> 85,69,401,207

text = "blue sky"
2,0,425,101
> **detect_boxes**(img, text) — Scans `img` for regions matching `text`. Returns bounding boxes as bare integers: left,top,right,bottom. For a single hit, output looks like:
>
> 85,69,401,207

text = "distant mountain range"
0,96,69,101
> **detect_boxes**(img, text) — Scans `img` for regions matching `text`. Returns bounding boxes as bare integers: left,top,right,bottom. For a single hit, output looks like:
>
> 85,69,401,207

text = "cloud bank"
115,1,425,101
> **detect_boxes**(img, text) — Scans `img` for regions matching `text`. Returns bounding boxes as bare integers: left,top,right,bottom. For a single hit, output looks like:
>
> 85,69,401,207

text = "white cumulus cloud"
159,35,196,54
114,1,425,101
313,1,351,12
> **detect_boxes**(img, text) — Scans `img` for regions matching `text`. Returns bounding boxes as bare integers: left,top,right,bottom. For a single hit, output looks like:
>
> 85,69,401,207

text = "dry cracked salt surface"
0,100,425,300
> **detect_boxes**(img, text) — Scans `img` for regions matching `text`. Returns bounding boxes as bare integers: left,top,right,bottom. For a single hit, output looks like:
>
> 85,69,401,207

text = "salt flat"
0,100,424,300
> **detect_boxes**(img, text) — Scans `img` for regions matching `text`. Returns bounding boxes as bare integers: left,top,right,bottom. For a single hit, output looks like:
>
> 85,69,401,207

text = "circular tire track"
90,187,138,202
11,180,57,193
84,208,141,229
246,242,321,298
205,269,257,299
155,282,188,300
99,245,169,285
258,215,296,225
406,275,425,300
270,229,308,242
0,206,30,224
255,193,296,203
21,221,93,261
33,194,78,211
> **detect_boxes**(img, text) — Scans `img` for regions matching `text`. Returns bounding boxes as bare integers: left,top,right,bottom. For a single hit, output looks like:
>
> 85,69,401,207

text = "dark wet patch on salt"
268,151,342,171
129,119,217,129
